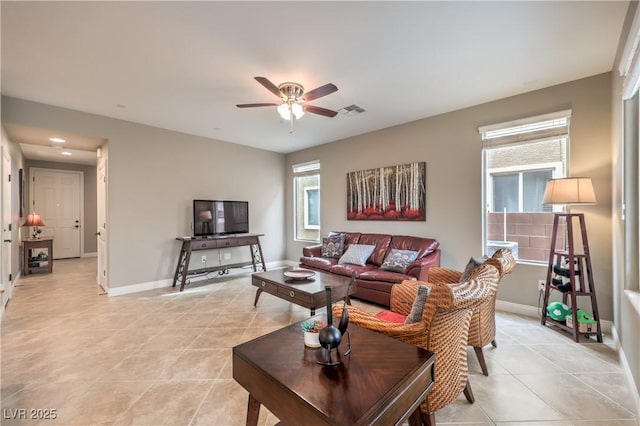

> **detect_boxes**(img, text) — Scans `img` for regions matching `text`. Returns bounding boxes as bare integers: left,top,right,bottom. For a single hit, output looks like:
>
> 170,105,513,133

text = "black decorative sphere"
318,325,341,349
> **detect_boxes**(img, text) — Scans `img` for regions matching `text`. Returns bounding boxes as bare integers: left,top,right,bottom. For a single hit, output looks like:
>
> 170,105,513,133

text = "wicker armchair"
334,263,500,426
428,248,516,376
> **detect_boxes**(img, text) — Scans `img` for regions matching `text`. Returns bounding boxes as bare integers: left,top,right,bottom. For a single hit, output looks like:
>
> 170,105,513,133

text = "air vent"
339,104,366,116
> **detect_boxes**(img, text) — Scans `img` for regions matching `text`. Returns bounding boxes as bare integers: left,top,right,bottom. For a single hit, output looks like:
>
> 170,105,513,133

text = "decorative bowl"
284,269,315,280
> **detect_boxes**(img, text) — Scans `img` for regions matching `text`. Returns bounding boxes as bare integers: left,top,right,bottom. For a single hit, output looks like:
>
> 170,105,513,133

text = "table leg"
246,394,261,426
310,308,315,316
408,407,423,426
179,245,193,292
253,288,263,307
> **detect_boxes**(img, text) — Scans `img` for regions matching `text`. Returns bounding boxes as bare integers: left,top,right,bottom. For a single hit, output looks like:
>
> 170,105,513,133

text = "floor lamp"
541,177,602,342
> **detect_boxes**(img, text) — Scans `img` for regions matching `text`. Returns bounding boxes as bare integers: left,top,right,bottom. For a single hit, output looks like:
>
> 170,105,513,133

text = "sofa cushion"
321,234,345,258
375,310,407,324
359,268,414,284
330,263,376,278
299,256,337,272
329,231,361,247
338,244,376,266
380,249,419,273
358,234,392,266
389,235,440,259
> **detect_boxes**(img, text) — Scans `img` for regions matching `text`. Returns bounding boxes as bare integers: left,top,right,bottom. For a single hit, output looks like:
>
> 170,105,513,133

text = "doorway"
30,168,83,259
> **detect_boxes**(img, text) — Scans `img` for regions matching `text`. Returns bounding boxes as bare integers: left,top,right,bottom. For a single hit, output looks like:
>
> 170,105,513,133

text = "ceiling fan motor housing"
278,82,304,100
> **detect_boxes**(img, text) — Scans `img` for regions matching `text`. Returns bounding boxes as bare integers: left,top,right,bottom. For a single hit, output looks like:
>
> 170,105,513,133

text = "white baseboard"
106,261,289,297
611,325,640,420
82,252,97,258
495,299,613,333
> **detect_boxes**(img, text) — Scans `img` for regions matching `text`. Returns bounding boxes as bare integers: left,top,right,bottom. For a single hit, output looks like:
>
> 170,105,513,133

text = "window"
480,110,570,263
293,161,320,242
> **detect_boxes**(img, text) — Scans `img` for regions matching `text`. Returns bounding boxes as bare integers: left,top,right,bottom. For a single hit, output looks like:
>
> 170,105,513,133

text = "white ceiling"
1,1,630,159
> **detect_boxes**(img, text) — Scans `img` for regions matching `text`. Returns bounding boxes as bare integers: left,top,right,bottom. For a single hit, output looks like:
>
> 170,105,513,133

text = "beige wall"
23,160,98,254
2,96,286,289
286,73,613,320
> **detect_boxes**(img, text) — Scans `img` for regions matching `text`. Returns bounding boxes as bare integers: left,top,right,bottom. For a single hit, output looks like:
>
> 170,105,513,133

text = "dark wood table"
252,268,355,315
172,234,265,291
233,318,435,426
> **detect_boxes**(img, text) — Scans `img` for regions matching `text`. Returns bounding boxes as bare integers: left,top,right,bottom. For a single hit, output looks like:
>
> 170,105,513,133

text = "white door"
31,169,82,259
97,158,107,290
1,147,12,305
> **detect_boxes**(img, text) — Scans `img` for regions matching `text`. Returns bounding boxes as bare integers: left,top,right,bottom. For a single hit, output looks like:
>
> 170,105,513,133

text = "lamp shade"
198,210,213,220
543,177,596,205
23,212,45,227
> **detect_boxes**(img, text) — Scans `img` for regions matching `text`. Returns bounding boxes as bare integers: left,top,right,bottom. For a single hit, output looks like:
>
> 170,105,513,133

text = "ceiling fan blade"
236,103,279,108
254,77,283,98
304,105,338,118
302,83,338,102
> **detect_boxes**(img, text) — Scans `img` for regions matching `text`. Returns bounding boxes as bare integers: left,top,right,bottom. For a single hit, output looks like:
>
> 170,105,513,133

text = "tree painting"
347,162,426,221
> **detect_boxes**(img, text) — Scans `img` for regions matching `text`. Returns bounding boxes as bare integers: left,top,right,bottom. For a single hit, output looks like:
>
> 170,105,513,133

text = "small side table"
23,238,53,275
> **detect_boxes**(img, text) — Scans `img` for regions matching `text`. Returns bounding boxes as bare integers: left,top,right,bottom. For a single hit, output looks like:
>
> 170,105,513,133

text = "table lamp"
199,210,213,235
23,212,45,239
543,176,596,250
543,177,596,206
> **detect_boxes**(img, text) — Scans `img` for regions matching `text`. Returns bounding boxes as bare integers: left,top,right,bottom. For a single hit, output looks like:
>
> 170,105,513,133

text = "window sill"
624,290,640,317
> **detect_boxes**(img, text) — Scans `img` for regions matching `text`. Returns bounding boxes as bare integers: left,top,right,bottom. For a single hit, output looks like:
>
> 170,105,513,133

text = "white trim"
495,299,612,334
619,5,640,99
81,252,97,258
107,260,291,297
624,289,640,316
479,109,572,135
292,160,320,173
611,325,640,420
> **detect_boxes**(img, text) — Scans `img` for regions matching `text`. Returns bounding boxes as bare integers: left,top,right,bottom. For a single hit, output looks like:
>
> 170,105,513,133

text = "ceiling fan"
237,76,339,132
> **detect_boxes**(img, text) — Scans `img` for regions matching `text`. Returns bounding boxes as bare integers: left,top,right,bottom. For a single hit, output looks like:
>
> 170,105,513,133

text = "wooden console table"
23,238,54,275
172,234,265,291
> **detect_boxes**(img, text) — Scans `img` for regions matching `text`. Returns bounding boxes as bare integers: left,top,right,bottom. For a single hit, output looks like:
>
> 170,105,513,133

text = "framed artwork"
347,162,426,221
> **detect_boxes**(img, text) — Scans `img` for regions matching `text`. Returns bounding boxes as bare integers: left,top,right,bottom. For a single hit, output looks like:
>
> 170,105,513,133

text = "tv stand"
172,234,266,291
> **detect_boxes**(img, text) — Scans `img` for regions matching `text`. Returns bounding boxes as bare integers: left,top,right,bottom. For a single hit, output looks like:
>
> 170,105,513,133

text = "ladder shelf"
540,213,603,343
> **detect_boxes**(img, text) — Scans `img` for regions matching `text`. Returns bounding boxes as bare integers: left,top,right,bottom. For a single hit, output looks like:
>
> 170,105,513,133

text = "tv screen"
213,200,249,235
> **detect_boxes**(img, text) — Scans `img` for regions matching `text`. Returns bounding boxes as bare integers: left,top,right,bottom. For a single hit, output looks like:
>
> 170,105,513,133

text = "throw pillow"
404,285,430,324
460,255,488,282
338,244,376,266
380,249,419,273
375,310,407,324
321,234,345,258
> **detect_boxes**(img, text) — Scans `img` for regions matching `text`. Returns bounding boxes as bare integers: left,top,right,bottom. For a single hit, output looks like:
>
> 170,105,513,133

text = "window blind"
292,160,320,174
479,109,572,148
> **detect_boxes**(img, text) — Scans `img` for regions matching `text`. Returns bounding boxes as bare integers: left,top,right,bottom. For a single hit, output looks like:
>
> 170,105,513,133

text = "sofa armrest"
302,244,322,257
406,249,441,281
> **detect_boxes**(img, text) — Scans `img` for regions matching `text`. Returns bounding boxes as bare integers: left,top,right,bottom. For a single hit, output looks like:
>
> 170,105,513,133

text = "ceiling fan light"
291,103,305,119
277,103,291,120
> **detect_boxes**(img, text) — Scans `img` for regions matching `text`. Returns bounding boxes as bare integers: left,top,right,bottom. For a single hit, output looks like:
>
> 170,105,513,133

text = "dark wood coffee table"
252,268,354,315
233,318,435,426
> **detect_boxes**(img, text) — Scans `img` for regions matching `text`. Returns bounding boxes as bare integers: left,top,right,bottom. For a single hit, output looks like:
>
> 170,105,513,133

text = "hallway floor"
1,258,638,425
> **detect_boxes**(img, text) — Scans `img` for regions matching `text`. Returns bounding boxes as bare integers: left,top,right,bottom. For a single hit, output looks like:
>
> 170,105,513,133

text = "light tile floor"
1,258,638,425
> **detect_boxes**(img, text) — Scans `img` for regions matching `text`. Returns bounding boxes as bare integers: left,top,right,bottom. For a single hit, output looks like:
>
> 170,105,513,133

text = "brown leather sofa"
299,232,440,306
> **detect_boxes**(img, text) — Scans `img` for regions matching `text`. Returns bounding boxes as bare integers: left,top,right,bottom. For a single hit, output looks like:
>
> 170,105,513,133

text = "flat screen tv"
193,199,249,236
